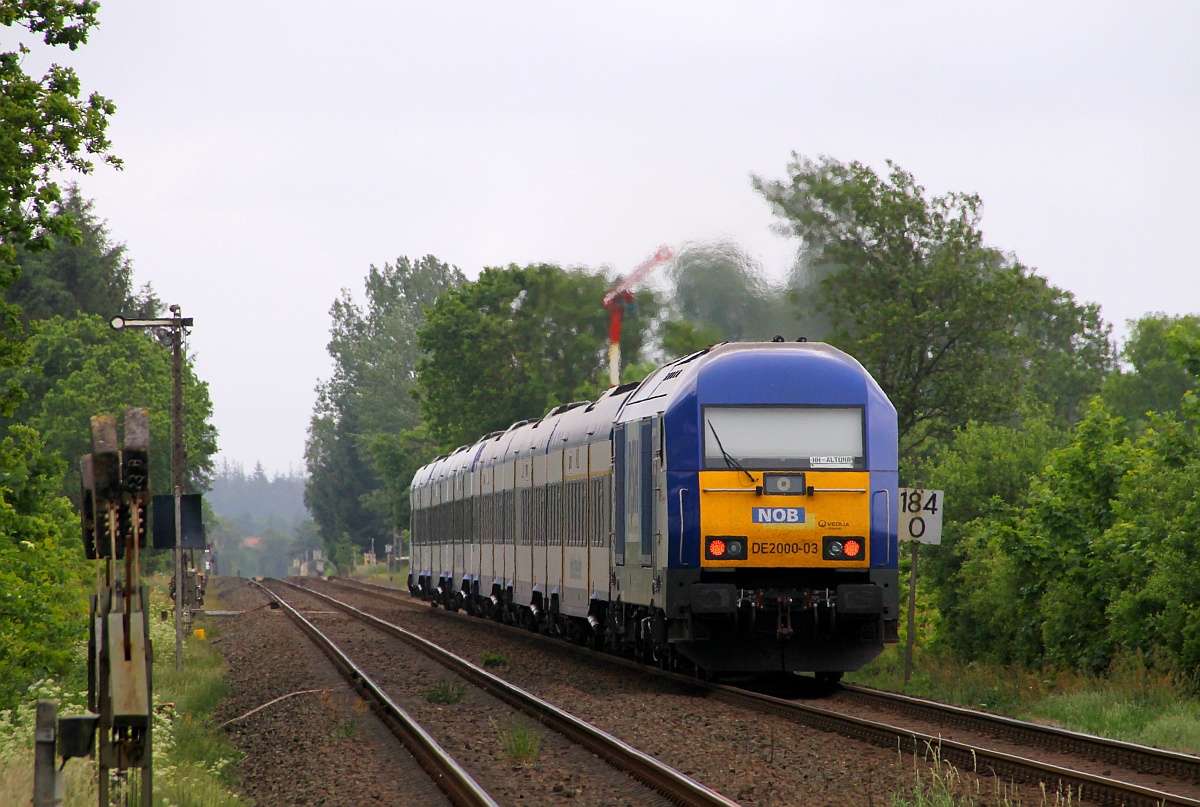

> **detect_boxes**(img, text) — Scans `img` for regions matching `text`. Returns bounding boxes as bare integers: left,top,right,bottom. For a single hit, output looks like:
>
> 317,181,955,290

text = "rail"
279,578,740,807
321,576,1200,807
247,580,499,807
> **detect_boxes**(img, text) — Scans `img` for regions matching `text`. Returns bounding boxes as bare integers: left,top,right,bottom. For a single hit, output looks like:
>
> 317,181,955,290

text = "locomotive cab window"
703,406,865,470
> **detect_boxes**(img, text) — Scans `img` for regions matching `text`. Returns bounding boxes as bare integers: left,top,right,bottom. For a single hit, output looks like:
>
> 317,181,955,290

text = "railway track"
257,578,740,807
834,684,1200,785
248,580,496,807
316,575,1200,807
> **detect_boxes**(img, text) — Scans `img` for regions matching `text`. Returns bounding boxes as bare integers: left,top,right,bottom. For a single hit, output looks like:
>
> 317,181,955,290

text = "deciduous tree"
305,255,463,556
0,314,217,501
661,319,723,359
753,155,1112,453
415,262,658,450
669,241,803,343
0,0,119,708
1101,313,1200,429
1,0,118,413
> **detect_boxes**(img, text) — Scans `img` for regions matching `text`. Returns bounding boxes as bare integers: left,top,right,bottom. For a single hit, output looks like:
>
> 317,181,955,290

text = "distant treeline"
209,461,308,528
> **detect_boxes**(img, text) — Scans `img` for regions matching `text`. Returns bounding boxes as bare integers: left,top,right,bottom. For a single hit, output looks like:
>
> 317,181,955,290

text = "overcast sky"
34,2,1200,474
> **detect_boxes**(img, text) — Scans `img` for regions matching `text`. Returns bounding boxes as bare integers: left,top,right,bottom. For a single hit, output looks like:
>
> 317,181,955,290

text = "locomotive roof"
617,340,880,423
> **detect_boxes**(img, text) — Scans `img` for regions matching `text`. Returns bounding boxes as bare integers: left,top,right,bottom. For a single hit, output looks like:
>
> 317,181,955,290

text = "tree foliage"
7,186,160,323
1101,313,1200,429
366,425,438,540
669,241,799,342
0,0,120,710
0,314,216,501
209,461,307,527
906,409,1066,657
753,155,1112,453
0,424,88,709
1,0,117,269
661,319,724,360
415,262,659,450
919,388,1200,676
305,255,462,555
1018,275,1114,424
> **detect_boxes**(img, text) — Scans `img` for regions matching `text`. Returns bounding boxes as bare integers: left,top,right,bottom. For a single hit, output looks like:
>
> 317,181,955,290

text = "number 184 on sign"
898,488,944,545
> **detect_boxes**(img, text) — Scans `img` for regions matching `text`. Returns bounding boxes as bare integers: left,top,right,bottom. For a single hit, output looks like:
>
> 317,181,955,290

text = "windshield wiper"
707,421,755,485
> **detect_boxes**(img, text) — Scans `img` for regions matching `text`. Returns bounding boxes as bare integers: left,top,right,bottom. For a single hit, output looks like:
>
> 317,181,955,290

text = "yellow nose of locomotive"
698,470,871,568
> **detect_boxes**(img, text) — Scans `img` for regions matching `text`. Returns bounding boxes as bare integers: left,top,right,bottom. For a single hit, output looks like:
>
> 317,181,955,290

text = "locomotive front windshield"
703,406,865,471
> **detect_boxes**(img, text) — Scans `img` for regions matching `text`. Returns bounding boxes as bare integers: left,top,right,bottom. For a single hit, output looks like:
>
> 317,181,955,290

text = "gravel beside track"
206,578,451,806
301,577,976,806
266,579,683,807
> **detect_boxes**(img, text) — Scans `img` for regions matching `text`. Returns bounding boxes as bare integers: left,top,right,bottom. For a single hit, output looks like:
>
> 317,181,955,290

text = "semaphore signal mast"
602,245,674,386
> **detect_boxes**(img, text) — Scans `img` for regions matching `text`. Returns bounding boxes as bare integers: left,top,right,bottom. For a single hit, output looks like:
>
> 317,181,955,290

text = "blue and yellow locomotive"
409,340,899,678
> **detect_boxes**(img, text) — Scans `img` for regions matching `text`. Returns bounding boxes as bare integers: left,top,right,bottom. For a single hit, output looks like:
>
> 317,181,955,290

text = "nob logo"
752,507,805,524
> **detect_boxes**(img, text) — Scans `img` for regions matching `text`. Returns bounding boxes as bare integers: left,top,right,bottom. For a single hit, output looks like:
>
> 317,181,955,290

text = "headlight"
762,473,807,496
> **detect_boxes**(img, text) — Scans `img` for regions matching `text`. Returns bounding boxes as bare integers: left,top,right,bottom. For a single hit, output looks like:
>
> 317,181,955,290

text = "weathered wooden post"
32,701,61,807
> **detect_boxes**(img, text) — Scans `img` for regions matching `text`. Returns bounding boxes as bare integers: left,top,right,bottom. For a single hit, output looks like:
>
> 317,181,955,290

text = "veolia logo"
752,507,805,524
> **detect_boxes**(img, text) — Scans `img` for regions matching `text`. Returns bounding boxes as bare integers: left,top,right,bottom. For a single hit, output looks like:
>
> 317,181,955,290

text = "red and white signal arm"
898,488,944,545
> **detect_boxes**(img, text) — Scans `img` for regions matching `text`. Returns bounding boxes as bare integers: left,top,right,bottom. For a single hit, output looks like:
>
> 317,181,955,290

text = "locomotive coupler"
776,596,793,639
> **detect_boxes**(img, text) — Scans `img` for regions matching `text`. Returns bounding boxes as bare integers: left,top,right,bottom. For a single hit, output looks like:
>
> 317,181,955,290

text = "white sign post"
898,488,944,683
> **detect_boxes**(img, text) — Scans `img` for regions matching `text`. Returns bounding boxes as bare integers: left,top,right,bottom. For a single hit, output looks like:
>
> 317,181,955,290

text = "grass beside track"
848,643,1200,756
889,743,1079,807
0,580,246,807
347,561,409,589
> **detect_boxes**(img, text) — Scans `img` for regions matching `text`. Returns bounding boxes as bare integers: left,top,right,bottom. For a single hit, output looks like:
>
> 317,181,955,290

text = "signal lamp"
705,536,748,561
823,535,866,561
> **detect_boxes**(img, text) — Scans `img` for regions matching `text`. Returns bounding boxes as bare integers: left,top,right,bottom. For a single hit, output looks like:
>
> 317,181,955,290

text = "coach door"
614,423,626,567
636,418,655,568
614,418,657,603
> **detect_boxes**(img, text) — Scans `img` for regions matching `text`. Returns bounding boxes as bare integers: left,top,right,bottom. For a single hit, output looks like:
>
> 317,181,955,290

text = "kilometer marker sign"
898,488,944,545
898,487,944,682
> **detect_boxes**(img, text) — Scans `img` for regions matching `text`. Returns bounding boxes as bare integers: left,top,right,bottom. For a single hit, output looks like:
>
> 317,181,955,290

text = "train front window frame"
702,405,866,471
